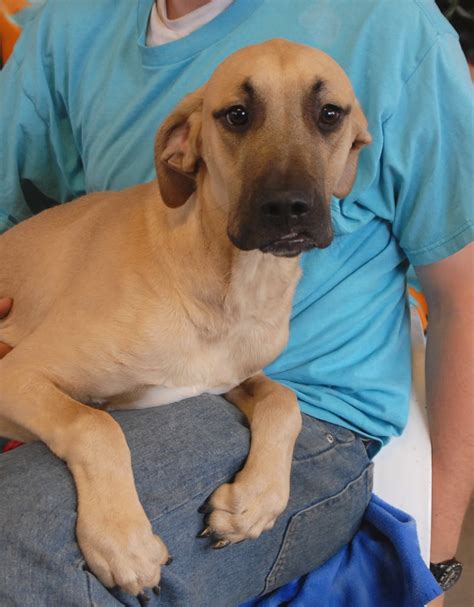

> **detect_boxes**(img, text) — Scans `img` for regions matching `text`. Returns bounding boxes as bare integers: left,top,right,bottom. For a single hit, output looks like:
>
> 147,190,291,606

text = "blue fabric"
242,494,442,607
1,0,472,450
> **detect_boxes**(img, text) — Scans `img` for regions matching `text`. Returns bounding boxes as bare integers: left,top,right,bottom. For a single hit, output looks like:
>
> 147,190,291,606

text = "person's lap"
0,394,372,607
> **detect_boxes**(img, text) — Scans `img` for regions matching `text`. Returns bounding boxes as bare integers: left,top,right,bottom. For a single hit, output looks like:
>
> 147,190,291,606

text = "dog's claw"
137,592,150,606
165,555,174,566
196,526,212,539
212,539,231,549
152,585,161,597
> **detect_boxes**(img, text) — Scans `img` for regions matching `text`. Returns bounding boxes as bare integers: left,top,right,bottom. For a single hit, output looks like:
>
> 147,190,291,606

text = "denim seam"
148,472,232,524
77,565,129,606
265,464,371,590
293,435,356,463
75,559,99,607
264,463,372,593
292,441,335,463
84,567,94,607
149,437,359,521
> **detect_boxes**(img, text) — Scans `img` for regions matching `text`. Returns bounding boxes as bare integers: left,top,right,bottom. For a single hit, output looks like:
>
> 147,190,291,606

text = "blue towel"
242,494,442,607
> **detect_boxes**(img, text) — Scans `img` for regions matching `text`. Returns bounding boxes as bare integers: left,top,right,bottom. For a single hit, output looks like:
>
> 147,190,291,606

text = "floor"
445,498,474,606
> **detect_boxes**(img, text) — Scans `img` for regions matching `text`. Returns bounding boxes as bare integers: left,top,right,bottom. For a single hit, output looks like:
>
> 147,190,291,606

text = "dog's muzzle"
229,189,333,257
258,193,314,256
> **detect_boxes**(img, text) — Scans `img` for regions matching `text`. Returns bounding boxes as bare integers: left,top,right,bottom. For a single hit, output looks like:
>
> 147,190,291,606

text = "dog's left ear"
333,102,372,199
155,88,204,208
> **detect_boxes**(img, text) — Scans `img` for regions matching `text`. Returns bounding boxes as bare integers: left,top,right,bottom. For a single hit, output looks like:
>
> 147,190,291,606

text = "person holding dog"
0,1,472,606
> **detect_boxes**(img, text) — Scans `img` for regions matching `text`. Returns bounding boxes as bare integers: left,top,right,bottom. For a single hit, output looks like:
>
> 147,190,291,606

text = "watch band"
430,558,463,592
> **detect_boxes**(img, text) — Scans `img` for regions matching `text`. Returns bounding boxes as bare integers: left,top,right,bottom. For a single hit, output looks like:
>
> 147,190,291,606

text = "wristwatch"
430,558,463,592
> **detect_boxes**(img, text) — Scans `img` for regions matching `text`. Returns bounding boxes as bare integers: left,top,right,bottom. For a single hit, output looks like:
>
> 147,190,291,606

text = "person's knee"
111,396,251,520
0,400,372,607
144,414,372,606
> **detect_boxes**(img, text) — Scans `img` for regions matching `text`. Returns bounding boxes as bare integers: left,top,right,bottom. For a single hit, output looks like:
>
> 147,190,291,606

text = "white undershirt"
146,0,234,47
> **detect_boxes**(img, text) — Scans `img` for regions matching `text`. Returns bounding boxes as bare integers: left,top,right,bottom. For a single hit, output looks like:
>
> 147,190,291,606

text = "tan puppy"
0,39,371,596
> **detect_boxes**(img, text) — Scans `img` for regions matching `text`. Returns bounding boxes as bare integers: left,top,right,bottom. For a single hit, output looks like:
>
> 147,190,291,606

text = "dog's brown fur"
0,40,370,595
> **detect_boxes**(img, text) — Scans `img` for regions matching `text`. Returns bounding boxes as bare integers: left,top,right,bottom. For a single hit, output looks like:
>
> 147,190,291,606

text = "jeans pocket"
294,416,357,463
263,462,373,595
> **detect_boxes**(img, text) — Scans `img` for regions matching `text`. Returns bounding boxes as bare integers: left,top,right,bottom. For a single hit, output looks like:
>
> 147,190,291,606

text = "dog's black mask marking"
228,168,333,256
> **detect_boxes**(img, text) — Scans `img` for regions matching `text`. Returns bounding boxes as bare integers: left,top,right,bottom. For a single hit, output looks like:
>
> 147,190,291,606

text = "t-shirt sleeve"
382,32,474,267
0,5,85,234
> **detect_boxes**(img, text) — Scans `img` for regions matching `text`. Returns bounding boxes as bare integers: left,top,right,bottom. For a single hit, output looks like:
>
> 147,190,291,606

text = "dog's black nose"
260,196,310,224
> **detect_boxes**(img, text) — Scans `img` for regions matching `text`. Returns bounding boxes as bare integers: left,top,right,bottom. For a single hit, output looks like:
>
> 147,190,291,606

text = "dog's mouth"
227,227,327,256
259,232,316,257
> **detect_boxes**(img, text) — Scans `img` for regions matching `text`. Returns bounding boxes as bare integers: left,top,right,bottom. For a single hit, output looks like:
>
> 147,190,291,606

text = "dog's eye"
225,105,249,127
319,105,342,127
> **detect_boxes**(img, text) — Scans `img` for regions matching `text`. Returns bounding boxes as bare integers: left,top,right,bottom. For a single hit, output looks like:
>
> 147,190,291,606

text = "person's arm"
379,22,473,605
416,244,474,606
0,2,84,234
419,244,474,562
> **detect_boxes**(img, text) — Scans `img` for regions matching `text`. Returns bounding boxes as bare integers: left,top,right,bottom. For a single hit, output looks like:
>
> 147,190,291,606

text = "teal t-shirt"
1,0,473,452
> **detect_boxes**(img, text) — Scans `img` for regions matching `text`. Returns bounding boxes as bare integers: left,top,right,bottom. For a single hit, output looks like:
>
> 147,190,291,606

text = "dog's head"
155,39,371,257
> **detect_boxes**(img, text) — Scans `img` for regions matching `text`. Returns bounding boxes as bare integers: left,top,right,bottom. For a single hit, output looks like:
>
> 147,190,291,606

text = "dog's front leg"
0,361,169,596
200,373,302,547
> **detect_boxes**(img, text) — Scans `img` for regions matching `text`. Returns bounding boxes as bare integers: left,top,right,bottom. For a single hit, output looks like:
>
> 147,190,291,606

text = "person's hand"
428,593,445,607
0,297,13,358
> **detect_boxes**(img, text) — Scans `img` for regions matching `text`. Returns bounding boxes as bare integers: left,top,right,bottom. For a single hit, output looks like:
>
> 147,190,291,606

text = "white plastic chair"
373,306,432,563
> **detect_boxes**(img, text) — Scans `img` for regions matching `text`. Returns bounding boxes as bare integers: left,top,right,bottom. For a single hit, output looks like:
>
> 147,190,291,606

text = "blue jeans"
0,395,373,607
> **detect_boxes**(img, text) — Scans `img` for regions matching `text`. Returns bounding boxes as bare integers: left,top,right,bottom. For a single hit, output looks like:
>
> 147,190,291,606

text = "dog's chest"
117,317,288,409
110,257,298,410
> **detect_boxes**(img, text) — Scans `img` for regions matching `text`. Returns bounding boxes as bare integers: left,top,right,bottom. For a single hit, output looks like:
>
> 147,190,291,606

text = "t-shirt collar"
137,0,264,67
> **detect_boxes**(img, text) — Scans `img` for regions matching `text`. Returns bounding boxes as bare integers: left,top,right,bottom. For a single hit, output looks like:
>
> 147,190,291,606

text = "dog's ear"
155,88,204,208
333,102,372,199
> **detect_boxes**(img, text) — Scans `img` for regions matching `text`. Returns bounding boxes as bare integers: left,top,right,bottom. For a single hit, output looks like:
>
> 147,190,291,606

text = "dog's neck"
161,179,301,333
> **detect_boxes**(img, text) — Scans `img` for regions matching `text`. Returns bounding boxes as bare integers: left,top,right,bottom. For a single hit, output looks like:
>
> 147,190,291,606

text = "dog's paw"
198,475,289,546
77,512,169,596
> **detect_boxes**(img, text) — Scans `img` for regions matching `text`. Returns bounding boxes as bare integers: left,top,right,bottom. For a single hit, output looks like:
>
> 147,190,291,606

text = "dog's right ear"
333,101,372,200
155,88,204,208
